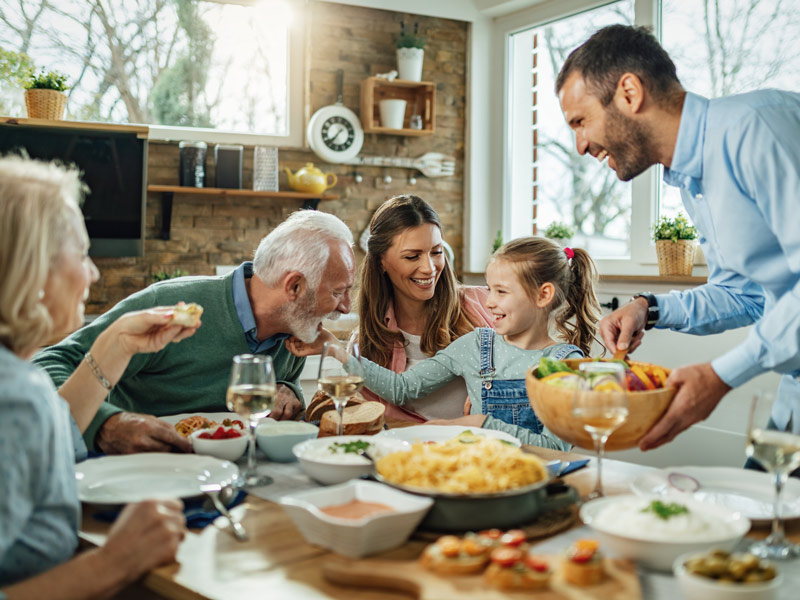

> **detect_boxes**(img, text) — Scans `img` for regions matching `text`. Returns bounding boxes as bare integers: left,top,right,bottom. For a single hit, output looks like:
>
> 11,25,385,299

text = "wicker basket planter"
655,239,697,276
24,89,67,120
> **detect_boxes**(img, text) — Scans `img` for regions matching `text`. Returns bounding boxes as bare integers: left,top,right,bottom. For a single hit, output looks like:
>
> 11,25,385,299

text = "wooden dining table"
79,444,800,600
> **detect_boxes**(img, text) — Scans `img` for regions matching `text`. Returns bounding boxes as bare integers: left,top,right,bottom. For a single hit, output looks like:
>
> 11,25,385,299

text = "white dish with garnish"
292,436,409,485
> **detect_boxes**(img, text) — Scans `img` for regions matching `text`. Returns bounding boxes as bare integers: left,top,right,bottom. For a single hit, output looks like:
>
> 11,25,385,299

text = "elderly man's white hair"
253,210,353,289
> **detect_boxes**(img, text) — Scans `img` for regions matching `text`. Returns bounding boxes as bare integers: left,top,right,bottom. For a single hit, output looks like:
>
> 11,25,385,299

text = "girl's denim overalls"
478,327,580,433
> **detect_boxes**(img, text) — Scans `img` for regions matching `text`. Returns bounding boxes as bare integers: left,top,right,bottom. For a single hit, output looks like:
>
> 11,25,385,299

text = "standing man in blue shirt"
556,25,800,451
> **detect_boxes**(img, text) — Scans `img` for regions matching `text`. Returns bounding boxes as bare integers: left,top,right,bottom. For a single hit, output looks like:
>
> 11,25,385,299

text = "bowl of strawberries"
191,425,247,462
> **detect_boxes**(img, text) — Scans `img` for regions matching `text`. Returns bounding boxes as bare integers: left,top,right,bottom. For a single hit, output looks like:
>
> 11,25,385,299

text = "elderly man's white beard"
282,290,342,343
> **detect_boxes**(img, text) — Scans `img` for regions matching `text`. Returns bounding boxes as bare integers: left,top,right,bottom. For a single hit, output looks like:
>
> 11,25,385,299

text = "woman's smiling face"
380,224,445,306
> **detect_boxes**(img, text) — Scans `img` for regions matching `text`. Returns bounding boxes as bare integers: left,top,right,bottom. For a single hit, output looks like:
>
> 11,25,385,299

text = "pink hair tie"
564,247,575,259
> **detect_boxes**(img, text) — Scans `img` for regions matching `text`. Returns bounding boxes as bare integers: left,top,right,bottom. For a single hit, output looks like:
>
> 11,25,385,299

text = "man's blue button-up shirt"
661,90,800,430
231,262,289,354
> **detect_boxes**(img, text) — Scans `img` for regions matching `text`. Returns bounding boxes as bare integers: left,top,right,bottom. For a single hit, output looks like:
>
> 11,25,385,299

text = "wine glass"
572,362,629,500
317,342,364,436
226,354,276,488
746,391,800,559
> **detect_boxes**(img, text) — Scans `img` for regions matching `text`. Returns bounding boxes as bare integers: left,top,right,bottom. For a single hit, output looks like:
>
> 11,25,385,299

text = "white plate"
376,425,521,447
76,453,239,503
631,466,800,522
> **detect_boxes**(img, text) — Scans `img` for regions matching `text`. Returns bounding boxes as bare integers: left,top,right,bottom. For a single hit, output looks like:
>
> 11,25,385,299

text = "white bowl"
190,427,248,462
292,435,410,485
256,420,319,462
673,551,782,600
279,479,433,558
580,494,751,571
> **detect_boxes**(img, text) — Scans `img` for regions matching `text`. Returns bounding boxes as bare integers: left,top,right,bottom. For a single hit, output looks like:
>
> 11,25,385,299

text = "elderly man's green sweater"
33,272,306,451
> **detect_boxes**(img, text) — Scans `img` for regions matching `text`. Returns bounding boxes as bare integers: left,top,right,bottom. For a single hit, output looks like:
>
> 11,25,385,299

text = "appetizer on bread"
420,534,493,575
483,546,551,591
562,539,604,586
169,301,203,327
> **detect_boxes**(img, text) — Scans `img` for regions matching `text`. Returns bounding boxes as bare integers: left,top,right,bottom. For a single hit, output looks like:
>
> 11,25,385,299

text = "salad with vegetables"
534,357,668,392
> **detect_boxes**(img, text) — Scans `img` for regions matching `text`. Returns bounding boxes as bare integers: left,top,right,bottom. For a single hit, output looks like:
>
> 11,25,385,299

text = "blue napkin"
92,489,248,529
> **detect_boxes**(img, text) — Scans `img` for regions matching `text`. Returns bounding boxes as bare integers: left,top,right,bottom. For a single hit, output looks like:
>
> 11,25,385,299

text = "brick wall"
87,2,468,314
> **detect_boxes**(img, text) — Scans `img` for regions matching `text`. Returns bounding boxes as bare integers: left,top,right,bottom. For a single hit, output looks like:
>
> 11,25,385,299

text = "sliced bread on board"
306,389,366,422
318,401,385,437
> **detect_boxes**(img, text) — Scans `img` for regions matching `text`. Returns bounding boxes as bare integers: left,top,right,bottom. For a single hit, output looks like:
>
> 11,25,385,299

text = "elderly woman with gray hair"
0,156,194,598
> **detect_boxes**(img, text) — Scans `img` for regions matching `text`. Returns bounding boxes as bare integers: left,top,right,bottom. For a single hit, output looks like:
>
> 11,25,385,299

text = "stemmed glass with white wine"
317,342,364,436
226,354,276,487
746,391,800,559
571,362,629,500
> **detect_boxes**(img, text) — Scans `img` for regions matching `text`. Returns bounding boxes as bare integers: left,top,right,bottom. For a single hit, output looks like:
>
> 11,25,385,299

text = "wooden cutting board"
323,553,642,600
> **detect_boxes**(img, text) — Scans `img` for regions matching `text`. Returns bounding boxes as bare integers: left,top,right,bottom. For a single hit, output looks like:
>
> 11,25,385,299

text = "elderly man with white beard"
34,210,354,454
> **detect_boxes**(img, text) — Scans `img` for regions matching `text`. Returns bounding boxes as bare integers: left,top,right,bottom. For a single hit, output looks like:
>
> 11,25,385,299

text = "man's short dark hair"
556,25,682,108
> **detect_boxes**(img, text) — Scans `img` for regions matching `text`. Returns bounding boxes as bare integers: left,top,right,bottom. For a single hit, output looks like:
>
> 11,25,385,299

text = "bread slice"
169,302,203,327
318,401,385,437
306,390,366,422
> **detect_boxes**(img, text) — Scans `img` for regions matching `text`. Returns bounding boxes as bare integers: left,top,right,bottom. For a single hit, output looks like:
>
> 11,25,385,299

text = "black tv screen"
0,122,147,257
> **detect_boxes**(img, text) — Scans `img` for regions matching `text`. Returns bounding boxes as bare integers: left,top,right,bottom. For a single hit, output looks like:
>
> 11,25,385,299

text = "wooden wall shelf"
360,77,435,136
147,185,339,240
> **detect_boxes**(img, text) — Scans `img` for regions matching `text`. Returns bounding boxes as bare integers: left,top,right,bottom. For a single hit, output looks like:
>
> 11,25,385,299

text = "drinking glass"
746,392,800,559
226,354,276,487
317,342,364,436
572,362,629,499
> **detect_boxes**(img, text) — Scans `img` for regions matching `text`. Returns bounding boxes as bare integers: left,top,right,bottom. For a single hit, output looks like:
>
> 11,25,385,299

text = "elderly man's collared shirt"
661,90,800,430
232,262,289,354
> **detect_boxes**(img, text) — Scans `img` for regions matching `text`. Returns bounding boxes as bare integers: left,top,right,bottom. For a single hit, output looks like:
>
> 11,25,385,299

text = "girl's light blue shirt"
356,329,581,449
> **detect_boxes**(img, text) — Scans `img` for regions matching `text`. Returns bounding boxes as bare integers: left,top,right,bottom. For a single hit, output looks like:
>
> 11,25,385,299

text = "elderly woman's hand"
104,306,200,357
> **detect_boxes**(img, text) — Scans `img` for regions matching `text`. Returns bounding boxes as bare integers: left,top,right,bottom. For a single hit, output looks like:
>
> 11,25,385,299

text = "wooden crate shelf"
360,77,435,136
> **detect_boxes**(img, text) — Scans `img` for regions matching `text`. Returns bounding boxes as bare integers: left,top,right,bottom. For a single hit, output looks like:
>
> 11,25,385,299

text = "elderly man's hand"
271,384,303,420
639,362,731,451
97,412,193,454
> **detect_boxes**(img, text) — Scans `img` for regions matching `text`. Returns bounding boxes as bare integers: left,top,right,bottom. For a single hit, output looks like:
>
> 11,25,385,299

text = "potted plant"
544,221,575,248
652,213,698,276
24,68,69,120
396,21,425,82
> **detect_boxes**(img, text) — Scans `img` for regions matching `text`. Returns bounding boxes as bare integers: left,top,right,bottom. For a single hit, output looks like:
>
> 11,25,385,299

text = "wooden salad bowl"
525,358,676,451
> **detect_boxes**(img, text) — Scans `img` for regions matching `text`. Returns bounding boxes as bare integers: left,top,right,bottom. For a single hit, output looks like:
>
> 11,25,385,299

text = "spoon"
203,485,248,541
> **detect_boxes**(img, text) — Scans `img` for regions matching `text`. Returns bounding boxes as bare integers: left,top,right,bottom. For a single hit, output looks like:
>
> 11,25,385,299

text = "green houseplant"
652,213,698,276
544,221,575,246
396,21,425,81
24,68,69,120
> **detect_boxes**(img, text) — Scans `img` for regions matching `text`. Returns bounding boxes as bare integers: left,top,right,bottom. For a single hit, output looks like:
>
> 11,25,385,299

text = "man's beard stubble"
281,288,341,344
603,102,658,182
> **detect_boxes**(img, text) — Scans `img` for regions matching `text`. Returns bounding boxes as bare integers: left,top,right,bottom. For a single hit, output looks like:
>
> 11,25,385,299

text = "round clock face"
321,116,355,151
307,104,364,164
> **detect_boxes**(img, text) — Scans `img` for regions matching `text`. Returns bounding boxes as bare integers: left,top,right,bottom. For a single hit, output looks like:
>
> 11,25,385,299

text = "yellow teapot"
284,163,337,195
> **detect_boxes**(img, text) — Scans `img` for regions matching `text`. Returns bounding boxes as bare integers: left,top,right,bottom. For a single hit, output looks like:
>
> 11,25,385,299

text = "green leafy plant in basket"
24,69,70,92
544,221,575,240
396,21,425,49
651,213,697,243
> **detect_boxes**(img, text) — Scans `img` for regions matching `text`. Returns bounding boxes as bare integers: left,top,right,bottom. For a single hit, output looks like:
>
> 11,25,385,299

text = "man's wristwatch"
632,293,659,330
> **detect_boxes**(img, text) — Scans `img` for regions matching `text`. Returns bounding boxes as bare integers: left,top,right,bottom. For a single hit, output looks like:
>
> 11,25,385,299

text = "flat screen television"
0,121,147,257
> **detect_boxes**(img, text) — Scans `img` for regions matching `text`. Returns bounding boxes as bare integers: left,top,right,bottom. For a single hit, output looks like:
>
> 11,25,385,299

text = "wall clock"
307,70,364,164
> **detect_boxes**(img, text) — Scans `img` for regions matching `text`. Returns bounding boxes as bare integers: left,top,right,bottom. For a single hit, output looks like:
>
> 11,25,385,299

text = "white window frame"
492,0,705,276
147,0,306,148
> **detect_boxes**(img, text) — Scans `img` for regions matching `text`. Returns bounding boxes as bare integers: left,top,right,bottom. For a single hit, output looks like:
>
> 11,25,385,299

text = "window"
659,0,800,220
503,0,800,274
0,0,304,146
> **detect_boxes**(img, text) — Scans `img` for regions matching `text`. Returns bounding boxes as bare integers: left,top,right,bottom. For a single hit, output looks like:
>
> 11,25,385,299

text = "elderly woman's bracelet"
84,351,113,391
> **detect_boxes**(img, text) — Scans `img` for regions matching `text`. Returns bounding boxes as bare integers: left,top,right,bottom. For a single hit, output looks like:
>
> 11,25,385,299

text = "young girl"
288,237,601,448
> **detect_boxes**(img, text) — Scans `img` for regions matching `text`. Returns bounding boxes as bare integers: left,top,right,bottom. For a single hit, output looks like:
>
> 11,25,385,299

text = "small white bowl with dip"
580,494,751,571
256,420,318,462
279,479,433,557
292,435,410,485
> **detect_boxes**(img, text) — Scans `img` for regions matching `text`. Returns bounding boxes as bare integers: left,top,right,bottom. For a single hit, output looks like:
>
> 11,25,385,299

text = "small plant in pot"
396,21,425,82
24,68,69,120
652,213,698,276
544,221,575,248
